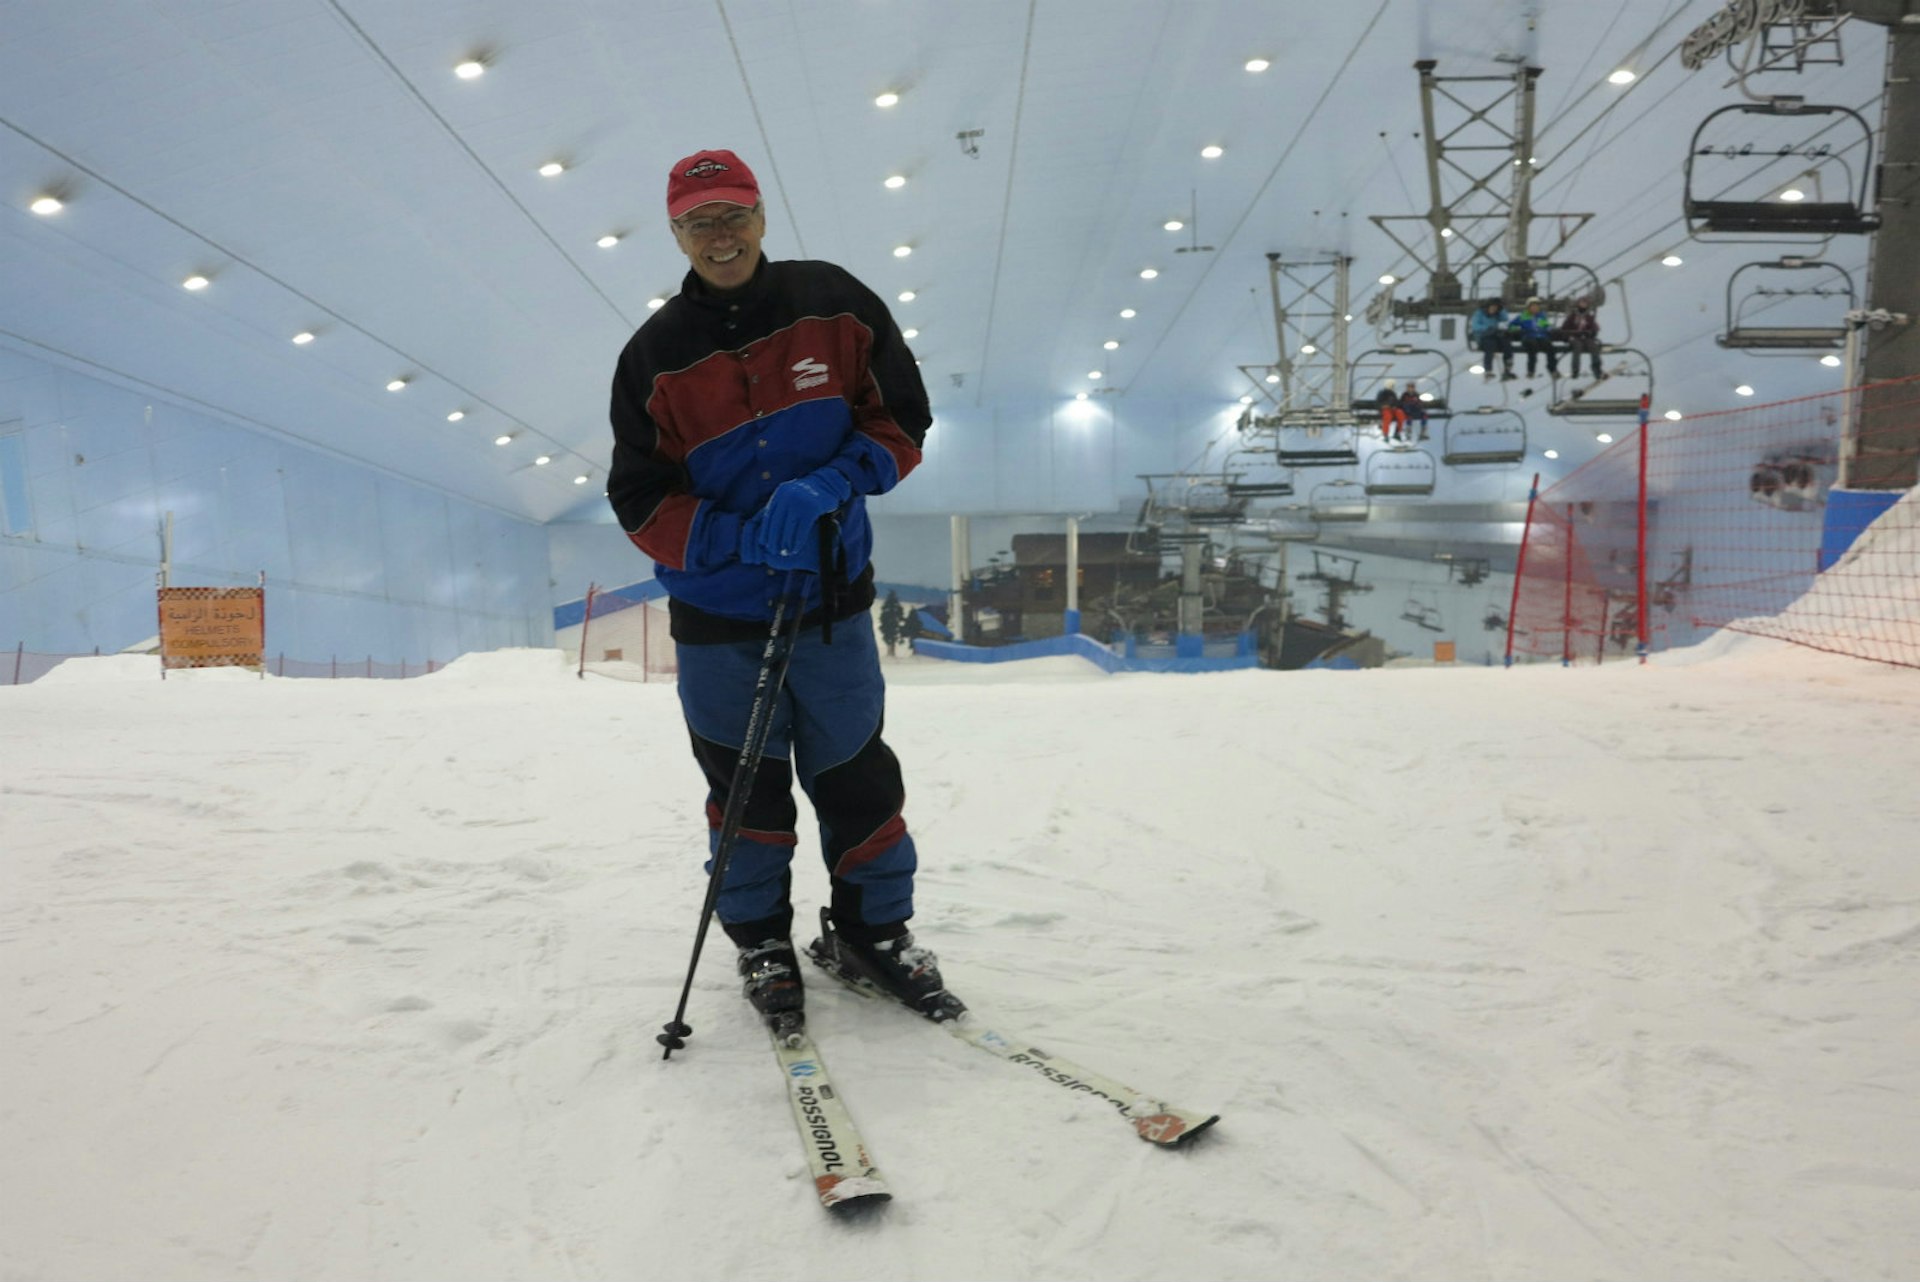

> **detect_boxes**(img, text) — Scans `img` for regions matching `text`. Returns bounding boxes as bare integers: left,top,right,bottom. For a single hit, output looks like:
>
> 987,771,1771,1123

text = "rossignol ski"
772,1026,891,1212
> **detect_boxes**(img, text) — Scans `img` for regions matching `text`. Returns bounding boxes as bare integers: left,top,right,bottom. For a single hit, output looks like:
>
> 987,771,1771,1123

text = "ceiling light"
1821,354,1843,367
1662,254,1684,267
1596,433,1615,443
1088,370,1103,380
291,331,315,345
1544,449,1560,460
892,245,912,258
898,290,916,302
538,161,565,178
647,297,666,310
902,327,919,339
1245,58,1271,73
1239,395,1254,404
1440,227,1455,238
1343,313,1353,322
494,434,514,446
1779,188,1807,203
875,91,900,108
447,410,465,422
1420,393,1434,403
1164,219,1184,231
1300,344,1317,355
1608,68,1637,85
1664,410,1684,421
1378,274,1396,285
1735,384,1755,396
597,234,620,248
1103,340,1119,350
1120,308,1136,319
884,175,907,189
1265,373,1280,384
386,378,408,392
1469,363,1485,375
573,475,589,485
182,275,209,291
1075,392,1089,401
534,455,551,466
29,195,63,215
1200,145,1224,159
1139,268,1158,279
454,60,486,80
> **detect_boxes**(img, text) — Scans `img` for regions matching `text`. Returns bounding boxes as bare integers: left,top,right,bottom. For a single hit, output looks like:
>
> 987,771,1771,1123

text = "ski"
771,1024,892,1212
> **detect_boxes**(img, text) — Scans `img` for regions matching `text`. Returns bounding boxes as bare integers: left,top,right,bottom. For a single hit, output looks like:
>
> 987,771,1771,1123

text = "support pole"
1636,395,1651,663
1063,515,1081,635
1561,505,1576,668
1505,473,1541,667
949,515,970,645
1852,9,1920,487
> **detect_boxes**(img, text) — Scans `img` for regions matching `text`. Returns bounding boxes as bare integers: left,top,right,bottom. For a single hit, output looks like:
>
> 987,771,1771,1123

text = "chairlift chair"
1346,345,1454,416
1275,416,1362,469
1308,479,1370,522
1442,406,1528,465
1363,448,1438,497
1683,102,1881,240
1548,346,1654,418
1717,258,1856,351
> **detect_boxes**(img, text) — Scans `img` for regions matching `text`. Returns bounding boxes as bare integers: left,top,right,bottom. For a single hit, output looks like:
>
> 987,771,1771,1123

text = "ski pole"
658,568,808,1060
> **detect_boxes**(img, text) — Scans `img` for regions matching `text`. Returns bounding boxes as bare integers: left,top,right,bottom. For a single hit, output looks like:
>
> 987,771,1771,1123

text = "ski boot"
738,938,806,1046
807,908,966,1022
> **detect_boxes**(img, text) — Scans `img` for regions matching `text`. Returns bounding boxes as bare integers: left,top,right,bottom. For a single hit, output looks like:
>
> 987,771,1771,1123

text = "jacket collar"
680,256,772,312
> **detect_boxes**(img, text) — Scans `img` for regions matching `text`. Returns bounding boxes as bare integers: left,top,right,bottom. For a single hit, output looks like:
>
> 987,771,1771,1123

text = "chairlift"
1683,101,1881,239
1347,345,1454,416
1465,261,1606,313
1399,598,1446,633
1363,448,1438,497
1717,258,1856,351
1548,346,1654,418
1276,418,1362,469
1308,479,1370,522
1442,406,1528,466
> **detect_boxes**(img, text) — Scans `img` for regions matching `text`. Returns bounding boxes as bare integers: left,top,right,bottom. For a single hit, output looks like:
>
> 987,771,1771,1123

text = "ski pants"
675,611,917,947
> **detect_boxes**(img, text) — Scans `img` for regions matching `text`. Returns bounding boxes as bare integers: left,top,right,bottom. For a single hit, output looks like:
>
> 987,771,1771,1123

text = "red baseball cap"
666,149,761,219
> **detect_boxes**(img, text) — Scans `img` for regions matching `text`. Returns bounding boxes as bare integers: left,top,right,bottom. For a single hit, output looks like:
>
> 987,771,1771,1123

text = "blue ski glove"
736,511,770,566
759,467,854,564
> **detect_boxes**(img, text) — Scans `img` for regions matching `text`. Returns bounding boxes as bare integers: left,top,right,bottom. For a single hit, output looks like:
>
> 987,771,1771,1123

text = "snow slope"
3,638,1918,1280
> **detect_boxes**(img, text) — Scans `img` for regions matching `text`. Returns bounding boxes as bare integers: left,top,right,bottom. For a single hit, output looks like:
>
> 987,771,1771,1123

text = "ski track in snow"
2,641,1918,1280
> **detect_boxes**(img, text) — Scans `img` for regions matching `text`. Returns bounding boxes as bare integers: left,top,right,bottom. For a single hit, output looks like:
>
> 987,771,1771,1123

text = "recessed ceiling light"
902,327,919,338
884,175,907,189
1596,432,1615,443
597,234,620,248
1378,274,1396,285
1103,340,1119,350
1664,410,1684,421
1544,449,1560,459
875,91,900,108
386,378,408,392
538,161,565,178
455,60,486,80
893,245,912,258
1470,363,1485,375
291,331,315,345
647,296,666,310
1088,370,1103,380
447,410,465,422
1120,308,1136,319
1300,344,1317,355
1821,354,1843,367
573,474,589,485
1139,268,1158,279
1200,145,1224,159
1440,227,1455,238
1239,395,1254,404
898,290,916,302
1779,188,1807,203
1735,384,1755,396
29,195,63,215
1608,68,1637,85
534,455,551,466
182,275,210,291
1245,58,1271,73
1164,219,1184,231
1662,254,1684,267
1265,373,1280,384
494,434,514,446
1075,391,1089,401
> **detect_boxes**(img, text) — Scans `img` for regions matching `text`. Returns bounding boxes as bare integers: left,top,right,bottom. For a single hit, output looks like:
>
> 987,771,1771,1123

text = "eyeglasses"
675,207,758,240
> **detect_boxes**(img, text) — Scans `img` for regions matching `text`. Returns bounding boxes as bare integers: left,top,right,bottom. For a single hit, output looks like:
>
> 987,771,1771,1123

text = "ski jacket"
1469,308,1510,343
608,258,931,642
1510,309,1556,341
1559,308,1600,339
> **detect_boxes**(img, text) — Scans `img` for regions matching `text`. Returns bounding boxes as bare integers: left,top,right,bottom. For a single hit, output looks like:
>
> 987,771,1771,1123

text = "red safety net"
1509,375,1920,669
571,584,676,682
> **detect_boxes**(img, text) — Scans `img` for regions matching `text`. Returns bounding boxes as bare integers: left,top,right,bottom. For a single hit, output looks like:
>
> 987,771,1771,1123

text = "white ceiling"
0,0,1891,525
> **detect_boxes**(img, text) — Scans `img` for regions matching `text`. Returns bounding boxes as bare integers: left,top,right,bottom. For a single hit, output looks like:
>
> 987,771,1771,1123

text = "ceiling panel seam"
974,0,1040,408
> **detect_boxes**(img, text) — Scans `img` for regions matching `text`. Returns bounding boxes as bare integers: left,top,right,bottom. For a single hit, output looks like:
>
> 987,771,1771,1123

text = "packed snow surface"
3,638,1918,1280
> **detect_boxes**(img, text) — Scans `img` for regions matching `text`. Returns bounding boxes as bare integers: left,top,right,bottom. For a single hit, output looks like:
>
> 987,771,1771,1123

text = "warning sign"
159,586,265,670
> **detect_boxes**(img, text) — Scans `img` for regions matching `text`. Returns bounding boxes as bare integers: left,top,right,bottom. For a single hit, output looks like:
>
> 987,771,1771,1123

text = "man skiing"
606,149,957,1038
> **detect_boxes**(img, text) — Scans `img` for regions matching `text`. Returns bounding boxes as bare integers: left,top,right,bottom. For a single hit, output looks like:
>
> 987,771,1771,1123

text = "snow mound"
424,647,579,685
30,655,257,684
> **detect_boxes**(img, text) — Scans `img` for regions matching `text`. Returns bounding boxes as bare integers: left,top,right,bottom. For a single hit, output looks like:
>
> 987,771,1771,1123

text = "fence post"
1505,474,1541,667
578,583,598,680
1635,393,1652,664
366,656,373,679
1562,505,1576,668
11,641,21,686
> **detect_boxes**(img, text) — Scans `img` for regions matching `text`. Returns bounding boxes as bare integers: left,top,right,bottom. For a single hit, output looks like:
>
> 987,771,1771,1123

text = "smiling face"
671,201,765,292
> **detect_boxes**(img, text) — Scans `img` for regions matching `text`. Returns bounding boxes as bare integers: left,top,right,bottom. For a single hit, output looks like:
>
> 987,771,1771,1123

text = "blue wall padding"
1819,488,1903,571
